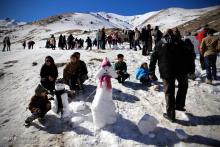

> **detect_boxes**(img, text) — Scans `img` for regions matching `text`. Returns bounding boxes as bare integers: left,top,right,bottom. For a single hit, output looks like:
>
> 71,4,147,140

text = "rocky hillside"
175,7,220,35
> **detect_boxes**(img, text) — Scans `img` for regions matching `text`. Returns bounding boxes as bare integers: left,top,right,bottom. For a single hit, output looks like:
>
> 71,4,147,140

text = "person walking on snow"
149,29,190,122
200,30,219,84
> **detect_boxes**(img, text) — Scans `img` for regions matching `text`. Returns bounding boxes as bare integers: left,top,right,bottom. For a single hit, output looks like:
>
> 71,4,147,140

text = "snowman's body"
52,82,70,118
91,58,118,129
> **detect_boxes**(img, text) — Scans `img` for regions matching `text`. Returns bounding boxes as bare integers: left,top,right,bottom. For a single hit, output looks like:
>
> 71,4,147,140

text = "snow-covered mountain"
0,6,219,44
0,18,26,28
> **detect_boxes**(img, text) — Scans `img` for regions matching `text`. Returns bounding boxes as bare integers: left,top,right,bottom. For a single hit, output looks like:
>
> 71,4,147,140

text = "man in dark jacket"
152,26,163,45
115,54,130,83
85,37,92,50
141,27,148,56
146,24,153,53
128,30,135,49
100,28,106,49
149,29,189,122
40,56,58,93
67,34,74,49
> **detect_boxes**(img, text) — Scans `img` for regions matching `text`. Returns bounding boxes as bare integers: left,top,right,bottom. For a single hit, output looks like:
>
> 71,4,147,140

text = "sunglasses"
45,60,51,63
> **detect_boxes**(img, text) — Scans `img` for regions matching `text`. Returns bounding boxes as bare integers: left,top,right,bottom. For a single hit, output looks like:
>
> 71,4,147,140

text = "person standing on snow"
200,30,219,84
2,36,11,52
141,27,148,56
134,28,141,51
149,29,189,122
152,26,163,45
58,34,64,49
128,30,135,49
22,41,26,49
96,29,101,49
146,24,153,53
196,26,209,70
40,56,58,94
50,35,56,50
85,37,92,50
100,28,106,49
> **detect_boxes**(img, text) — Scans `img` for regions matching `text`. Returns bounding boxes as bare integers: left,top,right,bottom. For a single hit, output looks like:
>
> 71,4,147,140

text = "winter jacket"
96,31,101,41
200,36,218,57
141,28,148,42
115,61,127,74
196,30,208,51
79,60,88,75
152,29,163,42
136,67,149,80
86,38,92,47
29,95,51,114
149,35,189,79
128,30,135,41
40,64,58,81
63,62,80,84
135,30,141,41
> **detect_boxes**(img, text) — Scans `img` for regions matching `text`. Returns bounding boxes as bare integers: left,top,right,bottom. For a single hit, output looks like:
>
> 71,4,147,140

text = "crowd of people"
2,24,218,125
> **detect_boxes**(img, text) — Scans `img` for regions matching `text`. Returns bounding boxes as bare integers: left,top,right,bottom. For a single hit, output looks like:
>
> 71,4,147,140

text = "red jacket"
196,30,208,52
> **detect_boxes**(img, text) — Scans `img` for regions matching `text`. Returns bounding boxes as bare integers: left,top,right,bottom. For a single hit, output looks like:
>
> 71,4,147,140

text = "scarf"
99,75,112,91
55,90,65,113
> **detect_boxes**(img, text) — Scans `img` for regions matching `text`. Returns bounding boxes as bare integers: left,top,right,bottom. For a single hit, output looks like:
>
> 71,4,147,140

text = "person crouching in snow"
40,56,58,94
136,62,150,85
63,54,81,90
25,84,53,126
114,54,130,83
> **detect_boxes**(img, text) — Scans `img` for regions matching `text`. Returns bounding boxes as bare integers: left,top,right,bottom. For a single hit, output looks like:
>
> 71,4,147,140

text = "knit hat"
101,57,111,67
35,84,48,96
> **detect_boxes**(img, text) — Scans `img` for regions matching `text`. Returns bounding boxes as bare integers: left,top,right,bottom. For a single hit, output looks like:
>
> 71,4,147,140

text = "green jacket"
114,61,127,73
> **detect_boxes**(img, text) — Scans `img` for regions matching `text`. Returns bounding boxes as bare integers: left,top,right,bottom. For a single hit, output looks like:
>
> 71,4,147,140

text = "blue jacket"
136,67,149,80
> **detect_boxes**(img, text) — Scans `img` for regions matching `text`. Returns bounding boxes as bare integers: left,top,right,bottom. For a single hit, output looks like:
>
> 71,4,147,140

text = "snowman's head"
55,79,65,91
96,57,117,79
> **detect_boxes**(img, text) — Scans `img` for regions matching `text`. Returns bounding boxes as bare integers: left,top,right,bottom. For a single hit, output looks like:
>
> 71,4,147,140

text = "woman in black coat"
40,56,58,93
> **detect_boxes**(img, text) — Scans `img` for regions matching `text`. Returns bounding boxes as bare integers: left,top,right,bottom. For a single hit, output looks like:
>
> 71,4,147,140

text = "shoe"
175,107,186,111
206,79,212,85
163,113,176,122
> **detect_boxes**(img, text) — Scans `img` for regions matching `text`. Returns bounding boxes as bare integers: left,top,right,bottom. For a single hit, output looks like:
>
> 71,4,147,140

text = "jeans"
204,55,217,80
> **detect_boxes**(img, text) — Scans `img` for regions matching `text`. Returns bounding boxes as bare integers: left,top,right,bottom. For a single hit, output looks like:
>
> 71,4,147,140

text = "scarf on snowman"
99,75,112,91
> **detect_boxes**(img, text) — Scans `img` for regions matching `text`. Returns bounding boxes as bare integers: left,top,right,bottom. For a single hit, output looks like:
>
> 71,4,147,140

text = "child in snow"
115,54,130,83
136,62,150,85
25,84,53,126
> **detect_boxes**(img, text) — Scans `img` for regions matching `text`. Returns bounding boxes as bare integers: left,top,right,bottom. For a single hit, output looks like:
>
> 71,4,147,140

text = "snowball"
137,114,159,135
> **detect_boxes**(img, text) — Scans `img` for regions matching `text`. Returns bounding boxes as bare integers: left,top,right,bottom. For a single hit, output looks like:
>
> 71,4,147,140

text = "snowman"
52,79,71,118
91,57,118,129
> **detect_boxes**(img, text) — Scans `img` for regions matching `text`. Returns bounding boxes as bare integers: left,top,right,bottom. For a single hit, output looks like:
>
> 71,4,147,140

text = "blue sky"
1,0,220,22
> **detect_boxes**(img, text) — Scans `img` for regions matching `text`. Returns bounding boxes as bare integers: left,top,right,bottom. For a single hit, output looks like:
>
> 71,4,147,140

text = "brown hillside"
176,7,220,35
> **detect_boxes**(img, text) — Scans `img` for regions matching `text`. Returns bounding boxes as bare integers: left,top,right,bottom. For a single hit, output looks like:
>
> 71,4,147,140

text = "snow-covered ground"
0,41,220,146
